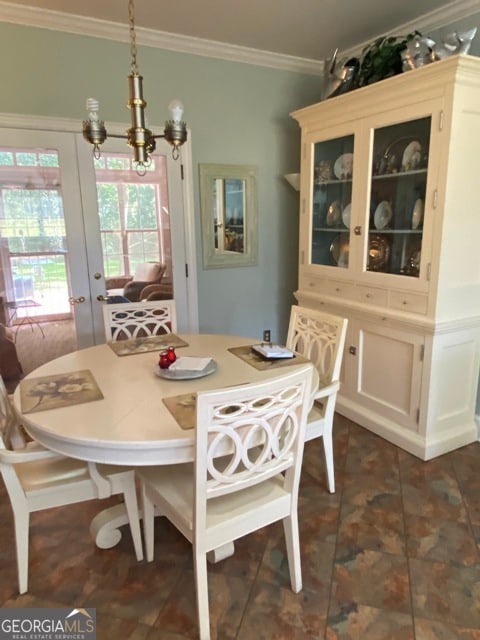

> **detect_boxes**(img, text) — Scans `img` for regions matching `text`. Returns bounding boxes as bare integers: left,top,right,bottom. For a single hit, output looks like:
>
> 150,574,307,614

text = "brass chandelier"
82,0,187,175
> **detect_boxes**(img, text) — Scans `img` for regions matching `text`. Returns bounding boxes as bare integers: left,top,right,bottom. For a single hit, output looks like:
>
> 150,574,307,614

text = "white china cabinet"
291,54,480,459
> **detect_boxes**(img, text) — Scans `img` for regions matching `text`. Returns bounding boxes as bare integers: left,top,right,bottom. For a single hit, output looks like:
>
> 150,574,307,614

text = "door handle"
97,294,107,301
69,296,86,304
93,272,103,280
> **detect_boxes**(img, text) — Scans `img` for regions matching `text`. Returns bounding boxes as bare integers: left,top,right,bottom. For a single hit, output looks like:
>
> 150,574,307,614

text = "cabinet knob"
354,225,362,236
349,346,357,355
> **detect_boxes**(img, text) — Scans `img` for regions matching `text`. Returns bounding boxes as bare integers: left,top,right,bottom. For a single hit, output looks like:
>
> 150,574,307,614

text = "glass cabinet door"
311,134,354,268
367,117,431,277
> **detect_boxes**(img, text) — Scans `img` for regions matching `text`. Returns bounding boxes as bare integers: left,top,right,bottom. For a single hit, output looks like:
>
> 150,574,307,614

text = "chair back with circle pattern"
103,299,177,341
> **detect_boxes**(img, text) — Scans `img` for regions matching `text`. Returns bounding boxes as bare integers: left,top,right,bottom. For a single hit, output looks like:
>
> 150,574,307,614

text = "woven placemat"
108,333,188,356
228,344,309,371
163,392,196,430
20,369,103,414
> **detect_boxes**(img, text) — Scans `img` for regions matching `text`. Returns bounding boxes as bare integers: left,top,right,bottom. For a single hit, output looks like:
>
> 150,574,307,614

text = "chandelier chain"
128,0,138,74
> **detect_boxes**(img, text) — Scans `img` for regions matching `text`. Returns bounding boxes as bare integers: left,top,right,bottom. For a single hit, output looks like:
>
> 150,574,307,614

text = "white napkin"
169,356,212,372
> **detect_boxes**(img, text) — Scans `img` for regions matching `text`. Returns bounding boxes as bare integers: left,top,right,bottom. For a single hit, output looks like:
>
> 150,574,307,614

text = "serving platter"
330,233,350,267
367,234,391,271
154,359,217,380
326,200,341,226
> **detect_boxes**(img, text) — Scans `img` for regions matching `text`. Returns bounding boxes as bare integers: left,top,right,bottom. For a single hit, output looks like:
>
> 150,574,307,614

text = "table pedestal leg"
90,503,131,550
89,503,235,563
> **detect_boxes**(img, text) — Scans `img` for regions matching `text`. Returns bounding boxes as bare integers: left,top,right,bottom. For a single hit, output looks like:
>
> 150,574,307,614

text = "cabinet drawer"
322,279,356,299
356,285,388,307
302,276,326,294
389,291,428,314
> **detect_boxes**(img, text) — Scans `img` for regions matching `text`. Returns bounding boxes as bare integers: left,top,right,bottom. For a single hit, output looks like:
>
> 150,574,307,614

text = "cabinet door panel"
309,132,355,269
347,320,423,431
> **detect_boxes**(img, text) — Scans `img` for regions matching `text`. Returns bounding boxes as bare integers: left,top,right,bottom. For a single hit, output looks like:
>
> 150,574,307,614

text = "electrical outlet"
263,329,271,343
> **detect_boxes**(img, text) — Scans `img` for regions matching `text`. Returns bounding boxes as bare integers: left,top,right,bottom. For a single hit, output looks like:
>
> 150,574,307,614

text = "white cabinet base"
337,395,478,460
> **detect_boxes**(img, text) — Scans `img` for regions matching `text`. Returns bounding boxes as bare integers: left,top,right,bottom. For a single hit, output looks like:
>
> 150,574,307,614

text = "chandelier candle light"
82,0,187,175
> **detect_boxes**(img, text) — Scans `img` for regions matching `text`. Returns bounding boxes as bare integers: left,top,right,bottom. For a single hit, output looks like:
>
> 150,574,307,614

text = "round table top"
14,334,316,466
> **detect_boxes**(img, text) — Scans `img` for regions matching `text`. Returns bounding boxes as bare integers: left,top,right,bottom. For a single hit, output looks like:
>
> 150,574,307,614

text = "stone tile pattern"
1,416,479,639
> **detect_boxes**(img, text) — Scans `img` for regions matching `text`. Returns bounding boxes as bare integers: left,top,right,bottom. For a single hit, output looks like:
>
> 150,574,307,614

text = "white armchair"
286,305,348,493
0,377,143,594
137,364,313,640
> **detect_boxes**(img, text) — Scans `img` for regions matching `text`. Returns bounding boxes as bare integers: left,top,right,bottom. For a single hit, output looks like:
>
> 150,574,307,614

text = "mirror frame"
199,163,258,268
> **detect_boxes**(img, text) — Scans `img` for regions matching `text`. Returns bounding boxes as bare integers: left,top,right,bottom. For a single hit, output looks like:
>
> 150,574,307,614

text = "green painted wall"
0,22,321,342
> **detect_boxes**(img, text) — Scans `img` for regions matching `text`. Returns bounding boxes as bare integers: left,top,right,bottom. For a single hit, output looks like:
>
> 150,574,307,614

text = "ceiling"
0,0,473,62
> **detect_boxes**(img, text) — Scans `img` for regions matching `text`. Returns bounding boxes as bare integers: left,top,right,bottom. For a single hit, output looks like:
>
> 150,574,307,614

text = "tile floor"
1,415,479,639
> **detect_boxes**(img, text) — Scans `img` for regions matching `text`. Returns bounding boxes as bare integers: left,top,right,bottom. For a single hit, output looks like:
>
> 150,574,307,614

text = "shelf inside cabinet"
371,169,427,181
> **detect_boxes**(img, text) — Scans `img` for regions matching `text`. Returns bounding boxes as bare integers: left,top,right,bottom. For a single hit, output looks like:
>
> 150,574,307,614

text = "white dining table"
13,333,317,558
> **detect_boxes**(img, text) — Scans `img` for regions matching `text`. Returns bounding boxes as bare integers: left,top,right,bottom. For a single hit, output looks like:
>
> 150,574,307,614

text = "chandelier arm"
107,133,130,140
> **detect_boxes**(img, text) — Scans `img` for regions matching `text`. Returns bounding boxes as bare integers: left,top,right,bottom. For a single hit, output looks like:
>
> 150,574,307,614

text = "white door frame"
0,112,199,340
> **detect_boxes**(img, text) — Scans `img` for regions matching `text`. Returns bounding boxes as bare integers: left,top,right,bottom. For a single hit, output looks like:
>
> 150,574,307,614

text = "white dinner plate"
342,203,351,229
411,198,424,229
333,153,353,180
374,201,393,230
154,359,217,380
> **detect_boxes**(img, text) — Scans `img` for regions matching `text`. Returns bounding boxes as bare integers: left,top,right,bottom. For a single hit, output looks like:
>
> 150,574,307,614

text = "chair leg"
141,484,155,562
13,508,30,594
121,477,144,562
282,513,302,593
193,549,211,640
323,433,335,493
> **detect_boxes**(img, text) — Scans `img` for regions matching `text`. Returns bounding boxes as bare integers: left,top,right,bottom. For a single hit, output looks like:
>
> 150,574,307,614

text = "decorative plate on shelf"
326,200,342,226
401,140,422,171
342,203,351,228
367,234,391,271
330,233,350,267
411,198,424,229
333,153,353,180
377,136,424,175
374,201,393,230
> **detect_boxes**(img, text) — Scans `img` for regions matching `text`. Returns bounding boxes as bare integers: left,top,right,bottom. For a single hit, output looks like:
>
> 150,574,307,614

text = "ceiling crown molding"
340,0,480,60
0,1,323,75
0,0,477,75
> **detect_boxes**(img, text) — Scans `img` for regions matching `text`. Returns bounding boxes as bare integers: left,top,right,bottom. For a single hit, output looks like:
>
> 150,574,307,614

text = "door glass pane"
94,153,173,301
311,134,354,268
0,147,71,320
368,117,431,276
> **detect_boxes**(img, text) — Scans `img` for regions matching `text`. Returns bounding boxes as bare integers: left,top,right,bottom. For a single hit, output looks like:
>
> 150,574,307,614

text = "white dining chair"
137,364,313,640
103,299,177,341
0,376,144,594
286,305,348,493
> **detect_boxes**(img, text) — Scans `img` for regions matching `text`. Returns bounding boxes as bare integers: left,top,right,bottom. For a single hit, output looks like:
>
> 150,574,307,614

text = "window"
94,153,171,279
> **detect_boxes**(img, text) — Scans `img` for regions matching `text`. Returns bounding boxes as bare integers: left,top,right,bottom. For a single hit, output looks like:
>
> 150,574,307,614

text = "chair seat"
15,457,91,490
140,465,289,543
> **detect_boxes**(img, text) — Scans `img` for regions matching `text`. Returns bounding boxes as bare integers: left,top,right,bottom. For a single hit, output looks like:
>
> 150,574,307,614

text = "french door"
0,126,194,355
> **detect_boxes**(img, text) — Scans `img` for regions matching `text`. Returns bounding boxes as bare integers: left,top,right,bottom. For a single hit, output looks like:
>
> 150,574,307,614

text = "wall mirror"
199,163,258,268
